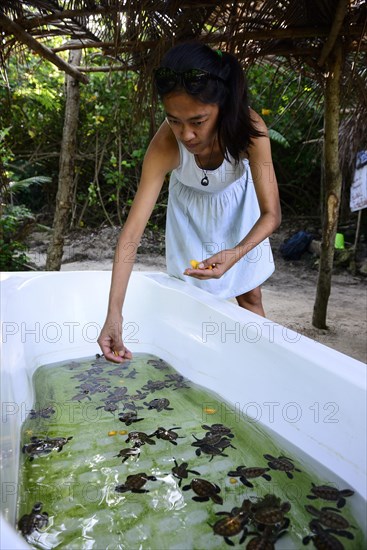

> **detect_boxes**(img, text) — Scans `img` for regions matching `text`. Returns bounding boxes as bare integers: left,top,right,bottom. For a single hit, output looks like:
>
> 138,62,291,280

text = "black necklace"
199,169,209,187
195,139,215,187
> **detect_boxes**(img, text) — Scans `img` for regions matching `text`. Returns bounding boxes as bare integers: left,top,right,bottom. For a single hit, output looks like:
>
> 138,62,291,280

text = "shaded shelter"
1,0,366,327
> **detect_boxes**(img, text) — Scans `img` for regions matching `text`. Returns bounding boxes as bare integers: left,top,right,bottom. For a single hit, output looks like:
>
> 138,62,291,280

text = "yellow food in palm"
190,259,213,270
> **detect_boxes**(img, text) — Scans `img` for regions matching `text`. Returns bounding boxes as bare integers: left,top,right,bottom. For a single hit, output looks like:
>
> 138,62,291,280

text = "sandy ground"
26,226,367,364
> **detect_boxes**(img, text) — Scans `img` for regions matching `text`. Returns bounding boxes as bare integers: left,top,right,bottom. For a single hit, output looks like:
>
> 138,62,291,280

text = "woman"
98,42,281,363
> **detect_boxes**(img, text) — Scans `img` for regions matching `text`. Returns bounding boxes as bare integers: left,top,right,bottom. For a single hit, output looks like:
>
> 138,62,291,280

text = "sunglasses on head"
154,67,225,95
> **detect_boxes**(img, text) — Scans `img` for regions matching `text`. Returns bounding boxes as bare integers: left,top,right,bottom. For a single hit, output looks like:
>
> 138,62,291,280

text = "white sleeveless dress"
165,140,274,299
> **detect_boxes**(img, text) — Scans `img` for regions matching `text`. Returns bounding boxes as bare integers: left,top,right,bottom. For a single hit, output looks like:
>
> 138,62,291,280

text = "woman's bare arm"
98,121,179,362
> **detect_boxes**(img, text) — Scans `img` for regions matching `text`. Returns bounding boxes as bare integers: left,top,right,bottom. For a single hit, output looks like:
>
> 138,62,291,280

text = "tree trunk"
46,50,82,271
312,41,343,328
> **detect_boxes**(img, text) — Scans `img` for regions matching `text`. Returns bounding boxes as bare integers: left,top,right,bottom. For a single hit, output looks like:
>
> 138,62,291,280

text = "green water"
17,353,364,549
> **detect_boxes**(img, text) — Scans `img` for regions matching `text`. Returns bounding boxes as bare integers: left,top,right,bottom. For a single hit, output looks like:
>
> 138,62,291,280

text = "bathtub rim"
1,270,366,548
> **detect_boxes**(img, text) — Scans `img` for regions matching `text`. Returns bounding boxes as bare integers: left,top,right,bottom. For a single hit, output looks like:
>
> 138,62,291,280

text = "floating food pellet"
229,478,238,484
108,431,117,436
118,430,128,435
203,407,217,414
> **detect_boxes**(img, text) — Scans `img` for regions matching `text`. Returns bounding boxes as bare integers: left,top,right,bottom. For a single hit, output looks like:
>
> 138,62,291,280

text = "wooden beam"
19,6,121,30
76,65,127,73
0,13,89,84
318,0,348,66
20,3,218,30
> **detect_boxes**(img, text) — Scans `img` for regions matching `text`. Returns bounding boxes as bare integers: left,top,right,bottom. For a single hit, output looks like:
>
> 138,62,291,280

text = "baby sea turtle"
22,436,72,461
306,483,355,509
202,423,234,438
86,366,104,376
130,389,149,401
227,465,271,488
106,386,129,402
164,374,191,390
115,472,157,493
141,380,168,393
125,431,156,447
182,478,223,504
216,437,236,451
76,381,109,394
118,411,144,426
125,368,137,379
95,401,119,414
192,433,234,461
192,432,223,447
29,406,55,420
303,520,349,549
194,432,235,449
251,494,291,528
194,442,229,461
108,365,129,376
115,447,141,463
147,358,169,370
151,426,183,445
171,458,201,487
246,524,288,550
71,391,91,402
305,505,355,533
18,502,49,537
211,499,252,545
143,398,173,412
263,454,301,479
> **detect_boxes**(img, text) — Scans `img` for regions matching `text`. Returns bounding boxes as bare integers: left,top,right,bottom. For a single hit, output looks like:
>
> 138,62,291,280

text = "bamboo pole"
312,40,343,329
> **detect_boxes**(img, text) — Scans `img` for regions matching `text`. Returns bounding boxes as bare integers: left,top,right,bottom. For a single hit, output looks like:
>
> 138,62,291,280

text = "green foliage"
1,47,327,230
9,175,52,194
0,127,13,165
0,44,155,227
268,129,290,148
0,205,33,270
71,65,153,226
0,48,64,217
247,61,323,215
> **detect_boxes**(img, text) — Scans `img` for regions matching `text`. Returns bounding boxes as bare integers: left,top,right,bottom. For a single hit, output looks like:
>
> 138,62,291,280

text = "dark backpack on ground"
280,231,313,260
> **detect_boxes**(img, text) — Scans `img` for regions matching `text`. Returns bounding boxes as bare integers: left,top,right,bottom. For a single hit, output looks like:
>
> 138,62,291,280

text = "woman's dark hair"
156,41,265,162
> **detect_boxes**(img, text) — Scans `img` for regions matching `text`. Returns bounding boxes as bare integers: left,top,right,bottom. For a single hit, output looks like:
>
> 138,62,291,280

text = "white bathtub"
1,271,366,548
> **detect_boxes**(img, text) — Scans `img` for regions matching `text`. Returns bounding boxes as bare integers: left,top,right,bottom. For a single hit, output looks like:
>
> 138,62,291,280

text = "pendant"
201,175,209,186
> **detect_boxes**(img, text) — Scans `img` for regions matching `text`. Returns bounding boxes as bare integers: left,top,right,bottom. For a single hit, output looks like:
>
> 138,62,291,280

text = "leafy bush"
0,205,34,270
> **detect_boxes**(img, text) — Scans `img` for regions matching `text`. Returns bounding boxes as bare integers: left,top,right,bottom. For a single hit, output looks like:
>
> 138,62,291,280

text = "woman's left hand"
183,249,239,279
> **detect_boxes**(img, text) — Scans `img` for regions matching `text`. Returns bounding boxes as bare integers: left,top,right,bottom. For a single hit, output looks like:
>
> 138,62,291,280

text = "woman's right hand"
97,315,132,363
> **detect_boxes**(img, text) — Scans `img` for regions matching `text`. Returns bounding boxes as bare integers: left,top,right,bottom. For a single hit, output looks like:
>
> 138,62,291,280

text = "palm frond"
9,175,52,193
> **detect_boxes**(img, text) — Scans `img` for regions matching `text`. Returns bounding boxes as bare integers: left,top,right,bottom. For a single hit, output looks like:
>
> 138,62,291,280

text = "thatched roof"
1,1,366,170
1,1,366,75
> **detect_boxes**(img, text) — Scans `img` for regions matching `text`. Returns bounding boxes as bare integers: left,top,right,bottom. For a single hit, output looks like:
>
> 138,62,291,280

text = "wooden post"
312,41,343,328
46,49,82,271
